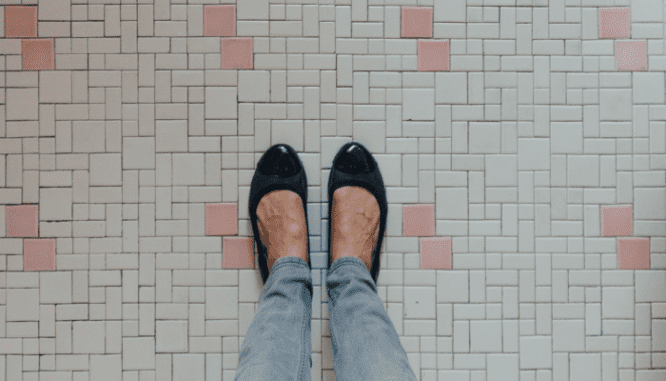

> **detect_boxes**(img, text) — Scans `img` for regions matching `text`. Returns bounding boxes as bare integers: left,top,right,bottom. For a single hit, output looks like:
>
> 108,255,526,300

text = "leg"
235,256,313,381
326,257,417,381
235,190,313,381
326,186,417,381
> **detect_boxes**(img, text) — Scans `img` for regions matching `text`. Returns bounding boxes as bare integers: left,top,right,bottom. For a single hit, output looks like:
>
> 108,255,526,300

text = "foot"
330,186,380,273
256,190,309,273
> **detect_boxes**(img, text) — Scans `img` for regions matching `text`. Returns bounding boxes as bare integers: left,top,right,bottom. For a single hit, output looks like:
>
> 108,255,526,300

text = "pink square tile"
403,204,435,236
602,205,633,236
24,239,56,271
618,237,650,270
205,203,238,236
221,38,253,70
6,205,38,238
204,5,236,37
616,40,647,71
421,237,451,270
22,39,54,71
418,39,450,72
222,237,255,269
5,6,37,38
402,7,432,38
599,8,630,39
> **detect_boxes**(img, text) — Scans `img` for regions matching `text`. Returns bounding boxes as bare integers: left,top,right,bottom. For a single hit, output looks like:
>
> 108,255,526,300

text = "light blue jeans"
234,256,418,381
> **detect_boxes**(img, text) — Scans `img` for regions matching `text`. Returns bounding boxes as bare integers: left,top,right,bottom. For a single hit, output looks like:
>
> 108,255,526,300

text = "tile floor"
1,0,666,380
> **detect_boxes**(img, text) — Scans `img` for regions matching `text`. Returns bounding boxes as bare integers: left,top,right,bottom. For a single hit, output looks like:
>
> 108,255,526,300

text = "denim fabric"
235,256,417,381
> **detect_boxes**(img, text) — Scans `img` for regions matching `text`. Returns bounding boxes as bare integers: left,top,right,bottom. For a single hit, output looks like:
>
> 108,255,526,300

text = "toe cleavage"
327,142,388,284
250,144,311,284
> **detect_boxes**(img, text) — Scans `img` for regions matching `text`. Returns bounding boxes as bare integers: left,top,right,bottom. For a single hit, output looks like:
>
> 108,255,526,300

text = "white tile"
206,287,238,319
173,354,204,381
205,87,237,119
631,0,663,22
7,289,40,321
237,0,268,19
73,321,105,353
436,73,467,104
122,337,155,370
485,155,517,186
487,354,519,381
238,71,270,102
552,320,585,351
403,89,435,121
570,353,601,381
567,155,599,187
238,270,262,303
469,122,500,153
634,188,666,220
404,287,436,319
156,120,188,152
123,137,155,169
172,153,204,185
436,188,468,220
519,336,552,369
437,271,468,303
600,89,632,121
40,71,72,103
40,188,73,220
6,88,38,120
90,355,122,381
470,320,502,352
40,272,72,304
635,271,666,302
90,154,122,186
633,73,665,104
73,121,105,152
156,321,188,352
602,287,634,319
272,120,304,151
518,138,550,170
551,122,583,154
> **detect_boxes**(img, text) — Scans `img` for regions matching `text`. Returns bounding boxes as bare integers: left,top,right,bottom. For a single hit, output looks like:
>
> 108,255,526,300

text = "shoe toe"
257,144,301,177
333,143,374,175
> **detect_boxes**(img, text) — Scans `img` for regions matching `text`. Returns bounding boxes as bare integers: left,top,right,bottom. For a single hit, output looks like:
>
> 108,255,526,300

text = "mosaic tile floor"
1,0,666,379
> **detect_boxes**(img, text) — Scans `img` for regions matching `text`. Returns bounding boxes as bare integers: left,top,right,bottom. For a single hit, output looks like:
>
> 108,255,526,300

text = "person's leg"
235,256,313,381
236,189,313,381
325,186,417,381
326,257,417,381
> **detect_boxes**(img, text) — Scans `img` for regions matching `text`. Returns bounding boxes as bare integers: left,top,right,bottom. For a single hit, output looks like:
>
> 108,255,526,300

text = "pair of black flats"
249,142,388,285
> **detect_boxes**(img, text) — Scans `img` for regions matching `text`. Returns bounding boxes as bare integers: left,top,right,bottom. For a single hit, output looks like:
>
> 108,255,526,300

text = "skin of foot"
330,186,380,273
256,186,380,275
256,190,309,273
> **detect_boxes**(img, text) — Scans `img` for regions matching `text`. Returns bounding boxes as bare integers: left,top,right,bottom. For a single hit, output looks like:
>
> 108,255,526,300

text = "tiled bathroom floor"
2,0,666,380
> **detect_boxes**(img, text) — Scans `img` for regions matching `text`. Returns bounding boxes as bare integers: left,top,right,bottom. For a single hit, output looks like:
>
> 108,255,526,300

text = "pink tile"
204,5,236,37
24,239,56,271
602,205,633,236
421,237,451,270
599,8,630,39
418,39,450,72
5,6,37,38
205,203,238,236
618,237,650,270
22,39,54,71
221,38,253,70
403,204,435,236
222,237,255,269
6,205,38,238
402,7,432,38
616,40,647,71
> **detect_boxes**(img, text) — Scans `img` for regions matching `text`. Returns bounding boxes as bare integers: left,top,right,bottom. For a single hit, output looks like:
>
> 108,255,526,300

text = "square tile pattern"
1,0,665,380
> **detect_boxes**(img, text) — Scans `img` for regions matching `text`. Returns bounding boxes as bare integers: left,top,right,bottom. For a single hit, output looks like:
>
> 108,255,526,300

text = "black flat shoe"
327,142,388,284
249,144,311,284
